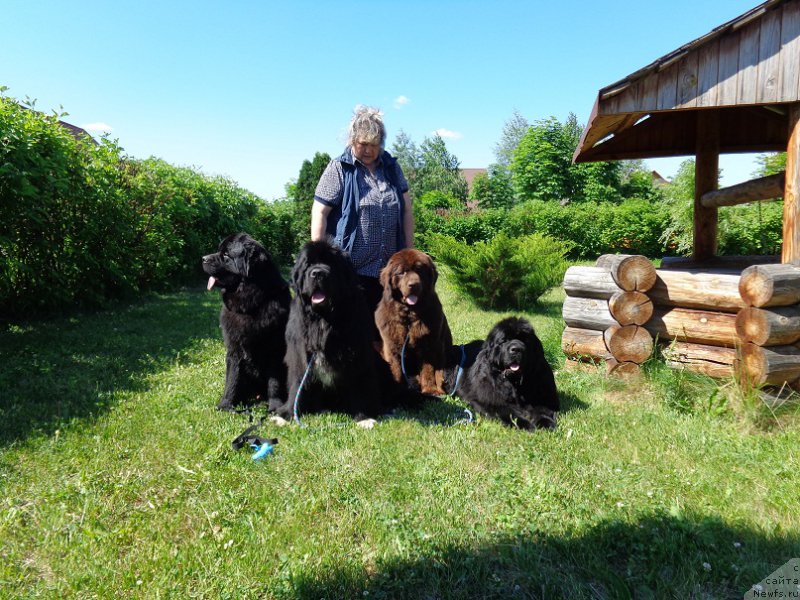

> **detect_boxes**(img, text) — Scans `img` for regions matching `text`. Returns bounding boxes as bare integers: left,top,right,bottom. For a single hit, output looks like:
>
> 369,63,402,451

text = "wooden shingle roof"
574,0,800,163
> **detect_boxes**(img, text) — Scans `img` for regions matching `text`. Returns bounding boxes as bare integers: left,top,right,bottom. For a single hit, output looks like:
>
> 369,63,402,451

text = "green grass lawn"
1,274,799,599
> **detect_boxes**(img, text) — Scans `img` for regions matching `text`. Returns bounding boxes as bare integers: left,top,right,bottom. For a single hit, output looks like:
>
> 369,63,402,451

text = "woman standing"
311,105,414,313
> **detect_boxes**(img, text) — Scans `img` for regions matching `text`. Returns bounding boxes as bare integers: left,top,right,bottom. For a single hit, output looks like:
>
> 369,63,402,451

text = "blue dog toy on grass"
250,439,276,460
231,420,278,460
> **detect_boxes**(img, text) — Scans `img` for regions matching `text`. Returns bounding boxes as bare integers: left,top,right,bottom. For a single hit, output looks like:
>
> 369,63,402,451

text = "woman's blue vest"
326,148,407,254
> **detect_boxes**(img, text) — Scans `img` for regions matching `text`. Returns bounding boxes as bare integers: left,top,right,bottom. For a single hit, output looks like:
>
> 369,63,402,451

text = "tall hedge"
0,98,296,317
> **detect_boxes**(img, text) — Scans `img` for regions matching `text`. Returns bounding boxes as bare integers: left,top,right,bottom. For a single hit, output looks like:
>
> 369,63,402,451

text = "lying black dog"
277,240,418,423
458,317,559,429
202,233,290,412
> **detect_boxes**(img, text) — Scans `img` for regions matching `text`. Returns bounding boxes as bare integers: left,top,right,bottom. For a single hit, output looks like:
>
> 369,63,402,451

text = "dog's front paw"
533,409,558,430
217,400,236,412
269,415,290,427
356,418,378,430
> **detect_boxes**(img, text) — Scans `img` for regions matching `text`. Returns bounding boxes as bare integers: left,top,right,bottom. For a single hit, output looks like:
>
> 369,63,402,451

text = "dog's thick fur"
278,240,396,421
202,233,290,411
375,249,453,395
458,317,559,429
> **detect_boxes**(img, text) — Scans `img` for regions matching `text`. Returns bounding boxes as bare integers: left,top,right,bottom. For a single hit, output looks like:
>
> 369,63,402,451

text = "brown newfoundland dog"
375,249,453,395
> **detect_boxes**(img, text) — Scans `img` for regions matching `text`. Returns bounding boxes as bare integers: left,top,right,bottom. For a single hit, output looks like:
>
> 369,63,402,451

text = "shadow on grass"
286,512,799,599
0,289,221,448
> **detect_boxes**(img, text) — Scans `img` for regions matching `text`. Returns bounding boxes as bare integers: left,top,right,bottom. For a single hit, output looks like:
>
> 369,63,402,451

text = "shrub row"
0,99,300,317
417,198,783,260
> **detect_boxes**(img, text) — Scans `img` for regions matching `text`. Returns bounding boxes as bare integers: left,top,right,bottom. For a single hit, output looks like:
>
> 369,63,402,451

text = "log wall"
562,256,800,389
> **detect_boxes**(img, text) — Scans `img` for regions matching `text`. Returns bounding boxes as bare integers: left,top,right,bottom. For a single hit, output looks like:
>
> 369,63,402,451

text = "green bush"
0,96,296,317
250,198,302,266
719,201,783,255
415,207,507,249
427,232,570,309
504,199,672,258
0,100,135,311
417,190,463,211
662,196,783,257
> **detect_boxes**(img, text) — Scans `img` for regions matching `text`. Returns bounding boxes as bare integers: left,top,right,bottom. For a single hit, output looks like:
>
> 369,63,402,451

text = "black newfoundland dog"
458,317,559,430
277,240,387,423
202,233,290,412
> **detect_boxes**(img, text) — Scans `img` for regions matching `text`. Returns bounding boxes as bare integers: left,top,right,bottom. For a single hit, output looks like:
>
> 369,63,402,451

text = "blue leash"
449,343,466,396
293,352,316,427
400,335,473,423
400,332,413,388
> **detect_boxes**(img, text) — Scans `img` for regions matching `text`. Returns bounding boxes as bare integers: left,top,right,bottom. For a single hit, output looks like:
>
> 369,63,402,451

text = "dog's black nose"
310,266,326,280
508,341,525,357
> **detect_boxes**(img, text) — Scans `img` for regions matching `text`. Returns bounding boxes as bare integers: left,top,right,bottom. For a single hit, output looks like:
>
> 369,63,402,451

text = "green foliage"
390,129,421,176
249,198,301,266
504,199,672,258
0,99,134,310
719,201,784,256
415,207,507,248
417,190,462,211
293,151,331,205
620,160,663,201
427,232,570,308
0,96,295,316
510,113,625,204
470,165,515,209
659,158,783,256
291,151,330,246
755,152,786,177
493,109,529,168
406,134,468,201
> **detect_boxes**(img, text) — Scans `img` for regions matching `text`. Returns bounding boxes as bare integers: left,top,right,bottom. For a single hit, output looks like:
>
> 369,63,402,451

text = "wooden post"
694,112,719,260
783,104,800,264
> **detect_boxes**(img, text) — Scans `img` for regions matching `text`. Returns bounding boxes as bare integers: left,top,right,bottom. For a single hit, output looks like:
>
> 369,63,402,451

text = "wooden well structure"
564,0,800,389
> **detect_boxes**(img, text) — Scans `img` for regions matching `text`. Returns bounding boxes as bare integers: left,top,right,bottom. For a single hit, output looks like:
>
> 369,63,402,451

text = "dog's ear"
244,242,272,280
290,248,307,292
379,259,392,290
486,321,505,347
426,253,438,286
232,249,249,278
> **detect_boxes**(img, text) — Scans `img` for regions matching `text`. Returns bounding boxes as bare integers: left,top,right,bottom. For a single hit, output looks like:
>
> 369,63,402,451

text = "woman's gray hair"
348,105,385,147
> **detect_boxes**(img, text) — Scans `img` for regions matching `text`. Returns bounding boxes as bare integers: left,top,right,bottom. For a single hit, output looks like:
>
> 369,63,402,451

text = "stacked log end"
735,264,800,387
563,254,800,389
562,255,656,378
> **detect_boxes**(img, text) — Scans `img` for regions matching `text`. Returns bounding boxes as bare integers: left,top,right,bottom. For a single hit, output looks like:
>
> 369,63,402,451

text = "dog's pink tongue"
405,294,418,306
509,363,520,372
311,291,326,304
207,276,216,291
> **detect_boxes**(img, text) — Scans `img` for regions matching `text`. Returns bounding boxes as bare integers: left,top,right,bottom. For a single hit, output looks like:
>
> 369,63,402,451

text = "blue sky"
3,0,767,200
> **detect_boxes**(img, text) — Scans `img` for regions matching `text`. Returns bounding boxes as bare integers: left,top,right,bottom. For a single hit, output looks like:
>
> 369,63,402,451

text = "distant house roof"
57,119,97,144
18,104,97,145
461,168,487,191
651,170,669,186
574,0,800,163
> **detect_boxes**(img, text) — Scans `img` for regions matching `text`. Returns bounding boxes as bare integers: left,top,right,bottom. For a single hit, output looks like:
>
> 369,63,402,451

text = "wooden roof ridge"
574,0,800,164
599,0,786,102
